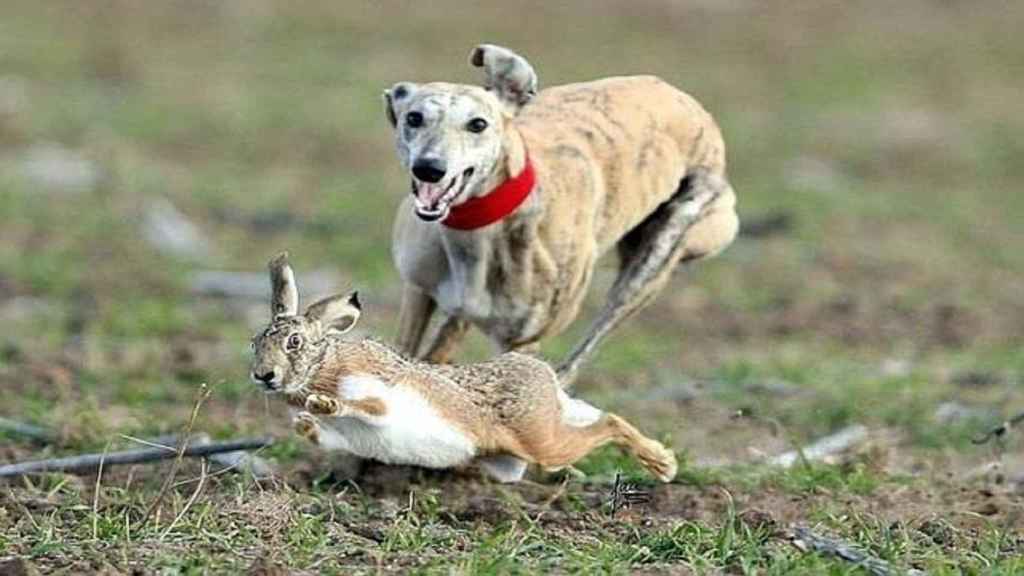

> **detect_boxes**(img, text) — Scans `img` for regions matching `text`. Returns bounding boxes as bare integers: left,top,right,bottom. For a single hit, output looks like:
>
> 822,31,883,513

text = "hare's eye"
286,334,303,351
405,111,424,128
249,341,256,351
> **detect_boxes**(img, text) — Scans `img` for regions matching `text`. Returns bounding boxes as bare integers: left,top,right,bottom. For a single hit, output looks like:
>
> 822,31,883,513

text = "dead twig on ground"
972,411,1024,445
0,438,271,478
122,433,275,479
0,426,273,480
92,442,110,540
119,434,178,452
141,383,211,528
159,458,209,540
791,525,924,576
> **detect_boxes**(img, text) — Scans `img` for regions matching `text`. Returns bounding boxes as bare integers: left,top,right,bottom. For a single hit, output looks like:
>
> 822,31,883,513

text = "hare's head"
250,252,361,394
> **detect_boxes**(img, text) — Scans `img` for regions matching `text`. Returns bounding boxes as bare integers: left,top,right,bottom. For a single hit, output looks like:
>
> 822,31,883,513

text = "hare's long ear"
383,82,417,128
469,44,538,112
306,291,361,334
268,252,299,318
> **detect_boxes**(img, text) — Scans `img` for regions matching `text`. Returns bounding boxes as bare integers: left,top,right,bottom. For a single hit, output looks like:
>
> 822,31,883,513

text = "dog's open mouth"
412,167,475,222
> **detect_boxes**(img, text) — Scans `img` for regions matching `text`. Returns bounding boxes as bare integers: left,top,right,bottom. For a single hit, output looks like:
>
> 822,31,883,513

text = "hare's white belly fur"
316,375,477,468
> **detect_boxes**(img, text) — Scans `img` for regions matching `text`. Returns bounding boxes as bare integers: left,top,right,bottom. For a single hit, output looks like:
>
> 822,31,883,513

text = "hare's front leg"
306,393,344,416
293,411,322,445
306,393,388,420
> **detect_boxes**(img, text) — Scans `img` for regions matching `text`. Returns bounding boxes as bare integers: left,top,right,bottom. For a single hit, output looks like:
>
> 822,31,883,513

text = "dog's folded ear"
383,82,418,127
469,44,538,112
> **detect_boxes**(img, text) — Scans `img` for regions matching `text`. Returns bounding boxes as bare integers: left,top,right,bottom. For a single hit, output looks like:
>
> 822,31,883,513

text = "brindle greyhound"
385,44,739,385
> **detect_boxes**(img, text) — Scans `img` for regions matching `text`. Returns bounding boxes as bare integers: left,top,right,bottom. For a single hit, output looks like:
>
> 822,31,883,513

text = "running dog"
385,44,739,385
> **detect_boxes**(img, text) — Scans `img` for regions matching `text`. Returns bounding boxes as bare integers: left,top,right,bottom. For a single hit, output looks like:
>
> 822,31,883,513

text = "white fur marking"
477,455,528,483
557,389,603,427
317,375,477,469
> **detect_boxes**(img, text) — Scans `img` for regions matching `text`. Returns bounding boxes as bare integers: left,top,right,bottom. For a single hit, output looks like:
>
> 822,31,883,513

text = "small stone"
20,143,101,195
142,198,211,260
933,402,990,425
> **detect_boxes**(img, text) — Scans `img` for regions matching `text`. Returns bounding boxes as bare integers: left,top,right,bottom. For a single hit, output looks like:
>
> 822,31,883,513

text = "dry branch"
0,438,271,478
193,433,275,478
124,433,275,478
791,525,924,576
141,383,211,527
159,458,209,540
972,411,1024,445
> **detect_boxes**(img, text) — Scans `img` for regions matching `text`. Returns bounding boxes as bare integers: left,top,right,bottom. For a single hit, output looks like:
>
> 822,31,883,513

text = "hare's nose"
253,370,276,386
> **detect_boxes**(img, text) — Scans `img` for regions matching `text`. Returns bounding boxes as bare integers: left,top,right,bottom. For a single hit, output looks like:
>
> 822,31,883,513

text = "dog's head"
383,44,538,222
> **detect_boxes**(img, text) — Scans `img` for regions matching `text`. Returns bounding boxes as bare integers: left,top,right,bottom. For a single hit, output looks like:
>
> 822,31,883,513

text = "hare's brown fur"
291,339,676,482
252,254,676,482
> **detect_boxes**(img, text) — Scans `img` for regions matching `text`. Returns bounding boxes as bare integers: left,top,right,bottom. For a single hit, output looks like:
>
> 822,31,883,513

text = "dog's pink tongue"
417,183,445,207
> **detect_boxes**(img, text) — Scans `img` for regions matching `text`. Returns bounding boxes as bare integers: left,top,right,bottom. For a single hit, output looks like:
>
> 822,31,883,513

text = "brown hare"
250,253,677,483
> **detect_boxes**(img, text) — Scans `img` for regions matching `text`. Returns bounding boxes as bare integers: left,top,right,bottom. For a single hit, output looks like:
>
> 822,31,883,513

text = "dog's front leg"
396,284,437,358
420,314,471,364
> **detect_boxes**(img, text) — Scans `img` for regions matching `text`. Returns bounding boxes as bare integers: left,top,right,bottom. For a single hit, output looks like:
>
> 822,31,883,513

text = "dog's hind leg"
556,169,735,386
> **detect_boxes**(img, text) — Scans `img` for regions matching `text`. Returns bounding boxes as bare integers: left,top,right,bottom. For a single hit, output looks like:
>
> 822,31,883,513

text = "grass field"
2,0,1023,573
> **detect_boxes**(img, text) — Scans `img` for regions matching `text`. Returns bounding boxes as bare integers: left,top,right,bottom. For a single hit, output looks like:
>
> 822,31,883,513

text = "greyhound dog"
385,44,739,385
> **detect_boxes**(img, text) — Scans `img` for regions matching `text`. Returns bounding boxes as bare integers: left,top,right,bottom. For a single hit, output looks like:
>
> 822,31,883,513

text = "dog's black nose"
412,159,447,183
254,370,276,384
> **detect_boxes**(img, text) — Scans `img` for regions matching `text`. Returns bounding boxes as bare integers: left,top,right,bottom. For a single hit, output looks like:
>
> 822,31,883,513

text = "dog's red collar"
442,156,535,230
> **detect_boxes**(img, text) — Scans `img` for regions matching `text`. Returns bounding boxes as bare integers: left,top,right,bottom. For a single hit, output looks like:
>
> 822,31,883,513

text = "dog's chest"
434,230,551,340
316,375,477,468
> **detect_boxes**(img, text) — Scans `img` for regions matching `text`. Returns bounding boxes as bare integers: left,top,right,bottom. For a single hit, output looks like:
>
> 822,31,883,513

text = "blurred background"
2,0,1022,472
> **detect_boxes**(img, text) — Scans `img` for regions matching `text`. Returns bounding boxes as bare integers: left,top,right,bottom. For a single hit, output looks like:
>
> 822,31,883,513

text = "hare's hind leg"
603,414,678,483
532,413,677,483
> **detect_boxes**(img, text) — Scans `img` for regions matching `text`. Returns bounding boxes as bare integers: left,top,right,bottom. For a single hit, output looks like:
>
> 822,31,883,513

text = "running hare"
250,253,677,483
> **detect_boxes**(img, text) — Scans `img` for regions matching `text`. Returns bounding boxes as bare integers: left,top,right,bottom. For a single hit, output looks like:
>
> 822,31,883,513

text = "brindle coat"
387,45,739,384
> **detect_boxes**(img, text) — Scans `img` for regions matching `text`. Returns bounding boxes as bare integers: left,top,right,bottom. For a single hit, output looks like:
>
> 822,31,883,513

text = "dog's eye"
286,333,303,351
405,112,424,128
466,118,489,133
